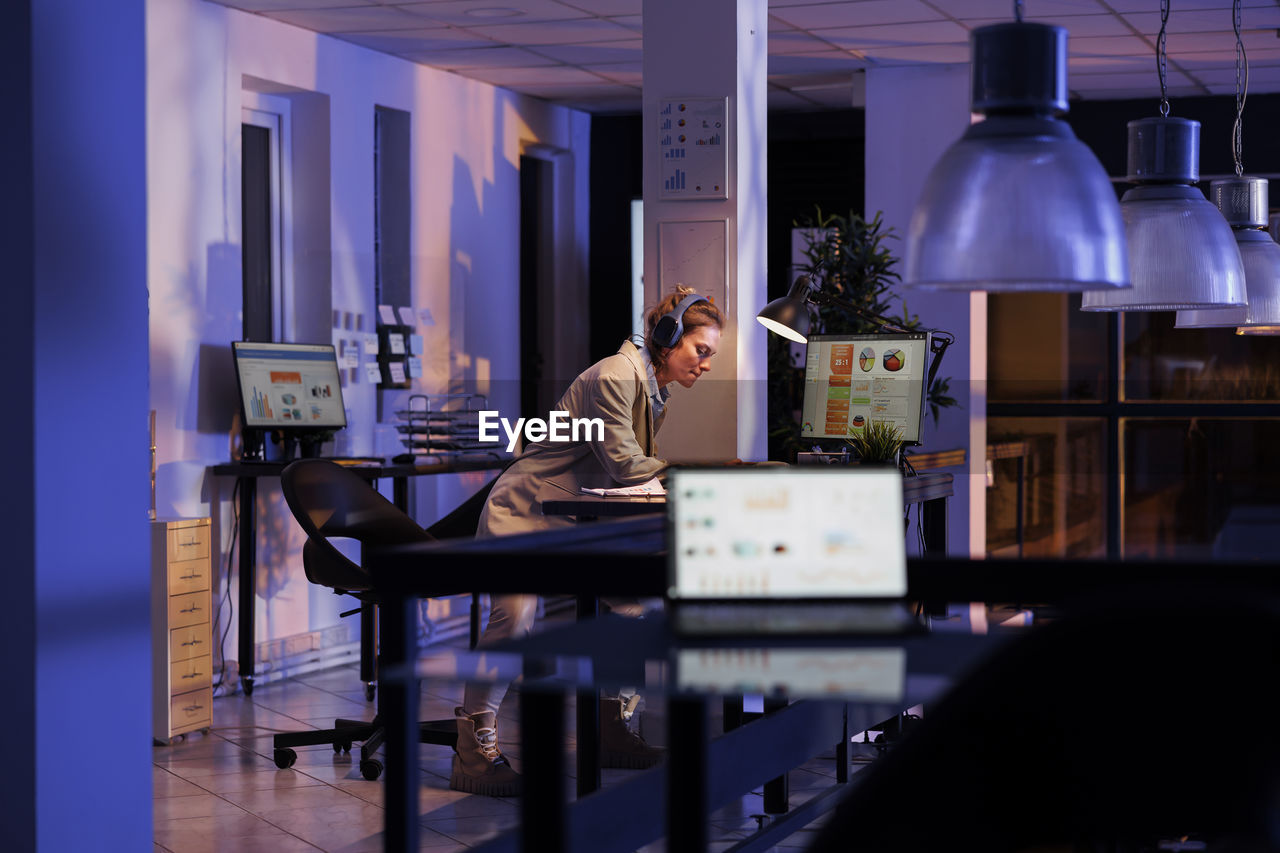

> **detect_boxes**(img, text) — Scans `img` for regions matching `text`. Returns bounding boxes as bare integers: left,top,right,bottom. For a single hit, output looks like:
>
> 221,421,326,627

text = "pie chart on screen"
882,349,905,372
858,347,876,372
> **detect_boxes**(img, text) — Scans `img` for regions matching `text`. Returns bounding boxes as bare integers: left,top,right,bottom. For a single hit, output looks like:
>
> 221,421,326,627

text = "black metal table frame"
209,458,506,695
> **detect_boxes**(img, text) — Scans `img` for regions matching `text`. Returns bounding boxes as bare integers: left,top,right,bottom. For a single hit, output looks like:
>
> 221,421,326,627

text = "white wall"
147,0,591,675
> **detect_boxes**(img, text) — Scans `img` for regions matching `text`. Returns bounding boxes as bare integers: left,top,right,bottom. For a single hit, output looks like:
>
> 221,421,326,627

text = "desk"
209,456,507,695
371,504,1015,853
377,609,1004,853
544,471,954,554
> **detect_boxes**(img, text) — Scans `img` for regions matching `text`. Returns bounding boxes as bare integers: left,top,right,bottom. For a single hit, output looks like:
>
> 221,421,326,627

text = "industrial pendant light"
1082,0,1245,312
903,1,1127,293
1176,1,1280,331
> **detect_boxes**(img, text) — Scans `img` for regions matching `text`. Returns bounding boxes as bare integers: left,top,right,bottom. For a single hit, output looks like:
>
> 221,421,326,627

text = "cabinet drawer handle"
181,670,203,680
182,703,204,713
179,572,202,580
180,638,203,647
180,604,201,614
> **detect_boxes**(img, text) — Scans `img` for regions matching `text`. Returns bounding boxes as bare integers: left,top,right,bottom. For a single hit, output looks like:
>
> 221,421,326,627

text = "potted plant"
846,419,906,466
767,207,957,462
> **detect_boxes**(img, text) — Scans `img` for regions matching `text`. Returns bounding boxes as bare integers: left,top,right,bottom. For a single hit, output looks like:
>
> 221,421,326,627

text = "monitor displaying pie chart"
858,347,876,372
882,348,905,372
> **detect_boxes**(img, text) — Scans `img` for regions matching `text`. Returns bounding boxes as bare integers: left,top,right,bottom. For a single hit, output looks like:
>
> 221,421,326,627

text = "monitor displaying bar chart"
232,342,347,430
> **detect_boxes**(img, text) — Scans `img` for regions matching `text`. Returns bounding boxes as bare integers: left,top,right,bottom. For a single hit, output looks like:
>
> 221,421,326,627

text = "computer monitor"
800,331,930,446
231,341,347,431
667,467,908,600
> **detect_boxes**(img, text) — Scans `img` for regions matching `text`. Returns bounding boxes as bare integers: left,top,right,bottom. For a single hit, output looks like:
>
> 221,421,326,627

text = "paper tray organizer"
394,393,501,459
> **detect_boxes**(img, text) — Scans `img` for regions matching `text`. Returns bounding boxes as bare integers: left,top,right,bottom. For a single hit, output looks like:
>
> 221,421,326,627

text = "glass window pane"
987,417,1107,558
1122,312,1280,401
1123,418,1280,558
988,293,1109,402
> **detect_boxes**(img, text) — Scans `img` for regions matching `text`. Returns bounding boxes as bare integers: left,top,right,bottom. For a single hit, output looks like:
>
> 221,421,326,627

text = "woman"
450,286,724,797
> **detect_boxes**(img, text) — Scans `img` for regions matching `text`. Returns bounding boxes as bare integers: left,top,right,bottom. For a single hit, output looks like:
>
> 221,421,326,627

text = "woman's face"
658,324,720,389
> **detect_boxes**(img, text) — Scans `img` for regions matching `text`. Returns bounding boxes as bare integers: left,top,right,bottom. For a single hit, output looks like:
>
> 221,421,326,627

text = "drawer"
170,654,212,694
167,523,210,562
169,589,209,629
170,687,212,731
169,623,210,663
167,556,210,595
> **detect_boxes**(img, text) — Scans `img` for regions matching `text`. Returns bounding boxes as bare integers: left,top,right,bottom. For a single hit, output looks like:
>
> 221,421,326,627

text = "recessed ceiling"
205,0,1280,113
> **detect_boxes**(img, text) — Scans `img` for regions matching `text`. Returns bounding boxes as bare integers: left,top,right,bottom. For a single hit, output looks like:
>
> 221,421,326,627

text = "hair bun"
675,284,696,296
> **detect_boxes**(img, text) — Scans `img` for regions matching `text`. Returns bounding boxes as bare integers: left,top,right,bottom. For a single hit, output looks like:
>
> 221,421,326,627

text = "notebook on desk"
666,467,922,637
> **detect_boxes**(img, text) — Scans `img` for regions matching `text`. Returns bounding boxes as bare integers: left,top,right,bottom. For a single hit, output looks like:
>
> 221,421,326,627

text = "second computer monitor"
800,331,930,445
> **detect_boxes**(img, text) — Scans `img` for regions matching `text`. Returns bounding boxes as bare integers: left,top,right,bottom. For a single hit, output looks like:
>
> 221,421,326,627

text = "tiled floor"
152,656,855,853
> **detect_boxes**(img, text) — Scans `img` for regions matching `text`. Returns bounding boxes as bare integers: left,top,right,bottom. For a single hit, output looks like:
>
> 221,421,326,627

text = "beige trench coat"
476,342,668,538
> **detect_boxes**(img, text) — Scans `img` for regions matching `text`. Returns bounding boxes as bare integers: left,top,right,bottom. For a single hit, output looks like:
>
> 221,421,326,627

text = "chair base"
272,716,457,781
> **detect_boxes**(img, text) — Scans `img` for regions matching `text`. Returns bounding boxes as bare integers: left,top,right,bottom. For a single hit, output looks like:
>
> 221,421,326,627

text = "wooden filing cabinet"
152,518,213,745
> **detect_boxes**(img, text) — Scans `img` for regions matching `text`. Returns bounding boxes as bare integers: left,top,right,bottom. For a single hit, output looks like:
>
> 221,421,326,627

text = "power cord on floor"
212,478,238,695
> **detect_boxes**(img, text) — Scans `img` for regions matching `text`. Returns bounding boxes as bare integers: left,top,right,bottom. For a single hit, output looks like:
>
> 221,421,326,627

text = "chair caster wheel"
359,758,383,781
334,741,352,754
274,748,298,769
365,683,376,702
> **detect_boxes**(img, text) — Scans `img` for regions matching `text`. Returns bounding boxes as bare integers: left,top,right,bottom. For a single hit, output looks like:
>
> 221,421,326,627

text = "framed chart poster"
658,97,728,200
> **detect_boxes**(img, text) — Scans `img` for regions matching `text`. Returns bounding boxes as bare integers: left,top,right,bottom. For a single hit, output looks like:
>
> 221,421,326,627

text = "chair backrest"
280,459,433,594
279,459,501,595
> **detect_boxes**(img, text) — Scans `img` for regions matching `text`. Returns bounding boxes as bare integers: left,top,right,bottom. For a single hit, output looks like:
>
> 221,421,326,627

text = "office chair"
807,582,1280,853
271,458,497,781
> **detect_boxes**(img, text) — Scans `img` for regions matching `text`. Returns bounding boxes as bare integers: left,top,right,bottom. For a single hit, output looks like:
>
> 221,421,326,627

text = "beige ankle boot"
600,696,663,769
450,708,521,797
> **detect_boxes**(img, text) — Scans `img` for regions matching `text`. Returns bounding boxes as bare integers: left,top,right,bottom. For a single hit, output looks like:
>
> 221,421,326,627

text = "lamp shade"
1082,119,1246,312
904,23,1129,293
1177,178,1280,329
756,276,813,343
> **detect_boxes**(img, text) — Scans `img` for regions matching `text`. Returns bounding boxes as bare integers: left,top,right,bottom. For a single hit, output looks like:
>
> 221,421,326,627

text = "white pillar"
642,0,768,462
865,64,987,558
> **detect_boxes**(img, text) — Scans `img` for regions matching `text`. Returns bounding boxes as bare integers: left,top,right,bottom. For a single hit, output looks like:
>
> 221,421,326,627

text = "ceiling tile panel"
588,63,642,83
460,16,635,43
1102,0,1276,13
1165,29,1280,54
1069,68,1193,89
1068,34,1154,55
336,27,496,52
1121,7,1280,36
770,0,945,30
543,0,640,13
397,0,591,26
769,50,867,74
822,20,971,49
220,0,372,10
464,64,604,85
525,39,641,63
263,4,426,31
863,42,972,64
920,0,1107,18
412,45,560,68
967,14,1134,37
769,30,848,54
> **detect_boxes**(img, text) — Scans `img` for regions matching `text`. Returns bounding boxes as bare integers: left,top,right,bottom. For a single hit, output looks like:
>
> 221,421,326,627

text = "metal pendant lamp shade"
1177,177,1280,329
1082,118,1246,312
904,23,1128,292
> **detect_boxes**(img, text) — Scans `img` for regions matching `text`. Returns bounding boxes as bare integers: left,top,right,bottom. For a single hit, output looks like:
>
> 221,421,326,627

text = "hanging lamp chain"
1157,0,1170,117
1233,0,1248,176
1013,0,1023,23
